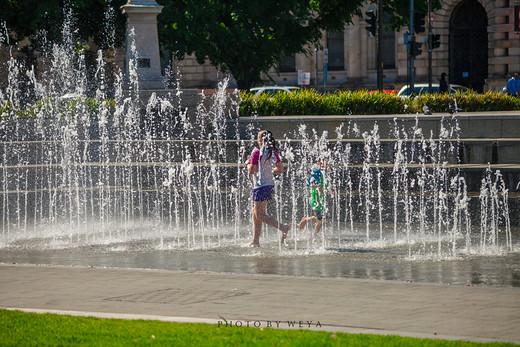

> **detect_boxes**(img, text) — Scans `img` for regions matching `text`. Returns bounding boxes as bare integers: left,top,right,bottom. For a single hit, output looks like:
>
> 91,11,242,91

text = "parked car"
249,86,300,97
397,83,470,96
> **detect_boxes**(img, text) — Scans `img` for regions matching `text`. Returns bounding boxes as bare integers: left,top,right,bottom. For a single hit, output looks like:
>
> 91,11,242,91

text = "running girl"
246,130,290,247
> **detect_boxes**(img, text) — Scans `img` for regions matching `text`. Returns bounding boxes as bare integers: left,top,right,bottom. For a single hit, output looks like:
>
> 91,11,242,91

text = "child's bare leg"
313,220,323,236
254,201,287,231
281,224,290,244
298,217,309,230
251,219,262,247
250,203,263,247
299,216,316,230
254,201,290,241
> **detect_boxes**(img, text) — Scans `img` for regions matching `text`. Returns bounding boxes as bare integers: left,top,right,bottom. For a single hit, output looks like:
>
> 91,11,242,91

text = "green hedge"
0,97,116,120
3,91,519,119
239,90,520,117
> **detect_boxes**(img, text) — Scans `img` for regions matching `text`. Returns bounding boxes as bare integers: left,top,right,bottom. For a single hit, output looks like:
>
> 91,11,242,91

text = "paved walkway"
1,263,519,344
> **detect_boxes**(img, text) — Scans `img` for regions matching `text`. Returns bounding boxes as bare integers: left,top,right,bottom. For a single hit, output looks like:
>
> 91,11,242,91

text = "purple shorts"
253,185,275,202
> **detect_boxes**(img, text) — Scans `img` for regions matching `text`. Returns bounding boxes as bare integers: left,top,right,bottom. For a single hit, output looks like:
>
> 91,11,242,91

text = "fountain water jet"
0,13,518,271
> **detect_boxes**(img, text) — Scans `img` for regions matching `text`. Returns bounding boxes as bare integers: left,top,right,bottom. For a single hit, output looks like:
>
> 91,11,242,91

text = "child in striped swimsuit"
299,161,328,236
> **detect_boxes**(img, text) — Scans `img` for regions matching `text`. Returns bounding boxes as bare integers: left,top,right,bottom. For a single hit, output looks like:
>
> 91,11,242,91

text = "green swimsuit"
307,169,327,212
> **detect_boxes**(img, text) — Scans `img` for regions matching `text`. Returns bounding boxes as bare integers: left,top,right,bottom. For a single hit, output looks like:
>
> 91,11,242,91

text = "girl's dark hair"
260,130,276,162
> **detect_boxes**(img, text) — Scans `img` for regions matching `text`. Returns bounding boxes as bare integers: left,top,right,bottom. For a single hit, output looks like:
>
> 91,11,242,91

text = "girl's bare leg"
253,200,290,244
250,201,267,247
251,217,262,247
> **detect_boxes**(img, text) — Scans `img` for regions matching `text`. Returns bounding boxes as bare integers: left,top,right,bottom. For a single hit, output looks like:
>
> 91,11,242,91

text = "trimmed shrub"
239,89,520,117
1,97,116,120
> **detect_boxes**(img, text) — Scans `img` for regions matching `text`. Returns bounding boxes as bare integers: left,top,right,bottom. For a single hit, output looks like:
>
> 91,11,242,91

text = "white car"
397,83,470,96
249,86,300,97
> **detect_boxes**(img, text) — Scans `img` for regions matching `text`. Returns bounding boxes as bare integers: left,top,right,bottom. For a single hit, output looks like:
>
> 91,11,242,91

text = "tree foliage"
0,0,441,90
384,0,441,30
157,0,367,89
157,0,440,90
0,0,126,53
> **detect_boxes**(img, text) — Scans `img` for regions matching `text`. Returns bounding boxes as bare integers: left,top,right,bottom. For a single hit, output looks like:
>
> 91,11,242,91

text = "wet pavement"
1,262,520,343
1,240,519,287
1,233,520,343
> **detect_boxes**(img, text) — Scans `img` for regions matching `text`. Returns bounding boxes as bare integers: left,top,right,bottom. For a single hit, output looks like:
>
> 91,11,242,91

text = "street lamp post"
409,0,415,93
377,0,384,91
428,0,433,92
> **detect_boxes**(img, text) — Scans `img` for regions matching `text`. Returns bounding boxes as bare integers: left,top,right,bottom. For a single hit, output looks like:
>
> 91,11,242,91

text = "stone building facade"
1,0,517,93
173,0,520,93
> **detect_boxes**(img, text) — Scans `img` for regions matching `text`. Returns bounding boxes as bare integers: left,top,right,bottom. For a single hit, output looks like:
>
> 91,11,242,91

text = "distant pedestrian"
440,73,448,93
505,72,520,96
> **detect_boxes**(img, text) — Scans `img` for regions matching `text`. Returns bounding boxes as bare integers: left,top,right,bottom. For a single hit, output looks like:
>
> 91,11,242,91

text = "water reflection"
1,243,519,287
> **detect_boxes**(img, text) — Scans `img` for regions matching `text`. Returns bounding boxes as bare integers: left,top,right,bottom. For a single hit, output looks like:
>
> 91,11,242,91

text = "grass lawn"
1,309,516,346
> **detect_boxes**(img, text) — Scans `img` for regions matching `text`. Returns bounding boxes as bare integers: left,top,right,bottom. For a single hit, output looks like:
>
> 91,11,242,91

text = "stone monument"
121,0,164,89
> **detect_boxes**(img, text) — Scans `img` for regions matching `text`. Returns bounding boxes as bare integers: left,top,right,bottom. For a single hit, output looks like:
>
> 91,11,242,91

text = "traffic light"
411,40,422,57
414,11,426,34
431,34,440,49
365,10,376,37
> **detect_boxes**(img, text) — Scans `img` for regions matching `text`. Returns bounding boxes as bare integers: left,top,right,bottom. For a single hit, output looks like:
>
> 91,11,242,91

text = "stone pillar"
121,0,164,89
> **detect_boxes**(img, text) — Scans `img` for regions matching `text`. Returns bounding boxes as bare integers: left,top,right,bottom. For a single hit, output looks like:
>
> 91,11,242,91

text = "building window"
382,13,396,69
327,31,345,71
280,55,296,72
